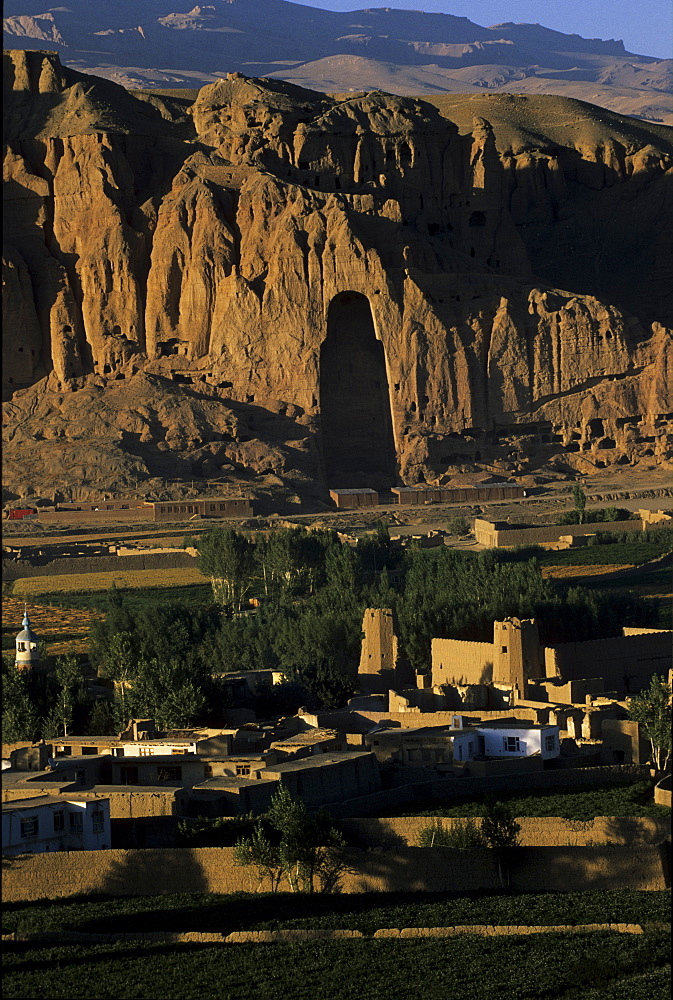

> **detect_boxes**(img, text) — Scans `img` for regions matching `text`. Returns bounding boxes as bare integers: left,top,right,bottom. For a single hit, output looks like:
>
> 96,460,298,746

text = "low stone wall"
655,775,672,808
3,843,668,902
340,816,672,848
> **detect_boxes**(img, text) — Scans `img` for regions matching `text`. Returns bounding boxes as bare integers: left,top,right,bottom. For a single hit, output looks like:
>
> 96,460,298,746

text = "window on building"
121,766,138,785
76,769,86,786
20,816,38,838
157,766,182,781
53,810,65,832
81,747,98,755
204,765,213,778
91,809,105,834
501,646,508,653
138,746,152,756
17,642,26,651
236,764,251,776
172,749,189,755
503,736,520,753
70,812,84,833
545,734,556,752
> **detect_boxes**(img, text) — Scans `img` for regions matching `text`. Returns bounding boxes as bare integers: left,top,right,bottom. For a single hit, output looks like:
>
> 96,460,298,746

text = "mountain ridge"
3,1,671,123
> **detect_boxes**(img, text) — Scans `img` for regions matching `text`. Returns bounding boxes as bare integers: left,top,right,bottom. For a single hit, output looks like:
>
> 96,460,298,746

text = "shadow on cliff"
510,155,673,328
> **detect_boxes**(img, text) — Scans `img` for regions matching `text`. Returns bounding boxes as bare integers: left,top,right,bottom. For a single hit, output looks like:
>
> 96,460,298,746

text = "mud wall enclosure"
3,843,669,901
3,50,672,498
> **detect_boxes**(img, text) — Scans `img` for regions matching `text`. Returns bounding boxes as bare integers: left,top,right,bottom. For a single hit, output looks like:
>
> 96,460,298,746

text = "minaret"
15,606,40,672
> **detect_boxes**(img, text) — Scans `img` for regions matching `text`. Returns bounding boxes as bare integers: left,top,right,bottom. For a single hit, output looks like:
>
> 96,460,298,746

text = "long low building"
25,497,254,524
392,483,524,505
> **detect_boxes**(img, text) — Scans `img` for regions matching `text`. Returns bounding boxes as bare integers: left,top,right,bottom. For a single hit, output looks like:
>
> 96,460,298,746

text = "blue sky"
289,1,673,60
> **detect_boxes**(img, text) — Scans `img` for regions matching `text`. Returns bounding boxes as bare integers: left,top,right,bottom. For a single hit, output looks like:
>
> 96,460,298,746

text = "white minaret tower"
15,606,40,672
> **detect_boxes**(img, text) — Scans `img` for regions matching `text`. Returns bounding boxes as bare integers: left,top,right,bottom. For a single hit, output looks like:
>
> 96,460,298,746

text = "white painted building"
471,720,560,760
2,795,111,855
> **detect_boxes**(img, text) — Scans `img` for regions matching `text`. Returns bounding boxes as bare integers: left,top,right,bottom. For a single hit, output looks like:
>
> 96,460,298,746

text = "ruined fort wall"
545,632,672,687
431,639,494,686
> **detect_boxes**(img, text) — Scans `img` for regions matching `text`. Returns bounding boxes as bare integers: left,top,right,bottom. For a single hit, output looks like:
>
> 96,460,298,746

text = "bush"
417,817,485,848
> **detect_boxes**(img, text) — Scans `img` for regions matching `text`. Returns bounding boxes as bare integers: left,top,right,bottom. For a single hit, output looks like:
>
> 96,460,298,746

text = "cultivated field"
11,566,208,598
3,890,670,1000
2,595,104,656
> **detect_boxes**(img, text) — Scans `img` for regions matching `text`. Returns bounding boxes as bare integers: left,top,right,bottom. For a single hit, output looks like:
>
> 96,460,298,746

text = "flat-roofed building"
329,488,379,509
149,498,253,521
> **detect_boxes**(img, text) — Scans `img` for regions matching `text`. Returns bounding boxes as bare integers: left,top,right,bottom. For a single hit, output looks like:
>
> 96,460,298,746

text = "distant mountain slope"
3,0,672,123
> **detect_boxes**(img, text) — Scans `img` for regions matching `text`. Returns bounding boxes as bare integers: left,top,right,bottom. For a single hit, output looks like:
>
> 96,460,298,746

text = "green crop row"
3,889,669,937
2,931,670,1000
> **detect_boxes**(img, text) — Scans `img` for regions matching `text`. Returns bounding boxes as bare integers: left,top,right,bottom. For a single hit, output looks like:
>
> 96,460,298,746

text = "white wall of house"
2,798,111,855
475,725,559,759
451,732,479,761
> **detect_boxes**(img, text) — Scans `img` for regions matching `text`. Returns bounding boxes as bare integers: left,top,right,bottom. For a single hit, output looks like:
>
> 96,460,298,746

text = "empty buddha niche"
320,291,396,489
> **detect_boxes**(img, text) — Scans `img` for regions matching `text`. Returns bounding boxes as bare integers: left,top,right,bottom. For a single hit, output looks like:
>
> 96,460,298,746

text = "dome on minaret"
15,606,40,671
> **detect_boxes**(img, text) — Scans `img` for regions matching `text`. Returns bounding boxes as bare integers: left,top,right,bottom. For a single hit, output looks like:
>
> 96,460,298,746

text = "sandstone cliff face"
3,51,672,499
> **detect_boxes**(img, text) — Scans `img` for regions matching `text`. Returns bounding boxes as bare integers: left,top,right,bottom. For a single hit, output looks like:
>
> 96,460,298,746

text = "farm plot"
11,566,208,598
1,595,104,656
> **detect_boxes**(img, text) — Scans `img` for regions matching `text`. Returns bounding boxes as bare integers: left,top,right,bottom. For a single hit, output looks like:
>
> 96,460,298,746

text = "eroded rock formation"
3,50,672,499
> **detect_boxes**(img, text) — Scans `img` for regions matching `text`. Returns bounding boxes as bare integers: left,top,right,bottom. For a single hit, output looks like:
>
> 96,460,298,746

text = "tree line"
2,523,660,740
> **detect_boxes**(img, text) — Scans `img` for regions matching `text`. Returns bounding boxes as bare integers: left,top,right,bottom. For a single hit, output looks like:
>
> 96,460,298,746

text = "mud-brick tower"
492,618,544,698
15,606,40,672
358,608,399,694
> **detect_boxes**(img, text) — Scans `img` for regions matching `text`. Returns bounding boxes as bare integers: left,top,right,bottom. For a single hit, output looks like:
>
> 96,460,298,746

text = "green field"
4,889,669,938
538,542,672,567
403,781,671,821
25,582,215,615
3,931,670,1000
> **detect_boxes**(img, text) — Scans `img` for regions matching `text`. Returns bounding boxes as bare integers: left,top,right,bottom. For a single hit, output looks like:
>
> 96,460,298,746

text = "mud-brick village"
2,2,673,998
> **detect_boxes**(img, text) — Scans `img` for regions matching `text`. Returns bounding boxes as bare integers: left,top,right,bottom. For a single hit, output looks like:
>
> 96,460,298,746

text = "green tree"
86,699,118,736
627,675,672,772
572,483,587,524
448,516,470,537
1,661,40,743
482,799,521,889
49,654,86,738
482,800,521,849
130,656,206,730
234,786,350,893
198,528,255,609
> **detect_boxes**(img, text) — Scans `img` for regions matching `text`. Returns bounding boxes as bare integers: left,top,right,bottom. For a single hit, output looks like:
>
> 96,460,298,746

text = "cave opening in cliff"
320,291,396,489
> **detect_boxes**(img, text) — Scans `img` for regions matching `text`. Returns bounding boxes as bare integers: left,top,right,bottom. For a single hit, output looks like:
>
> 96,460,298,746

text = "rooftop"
263,752,373,773
329,488,379,496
